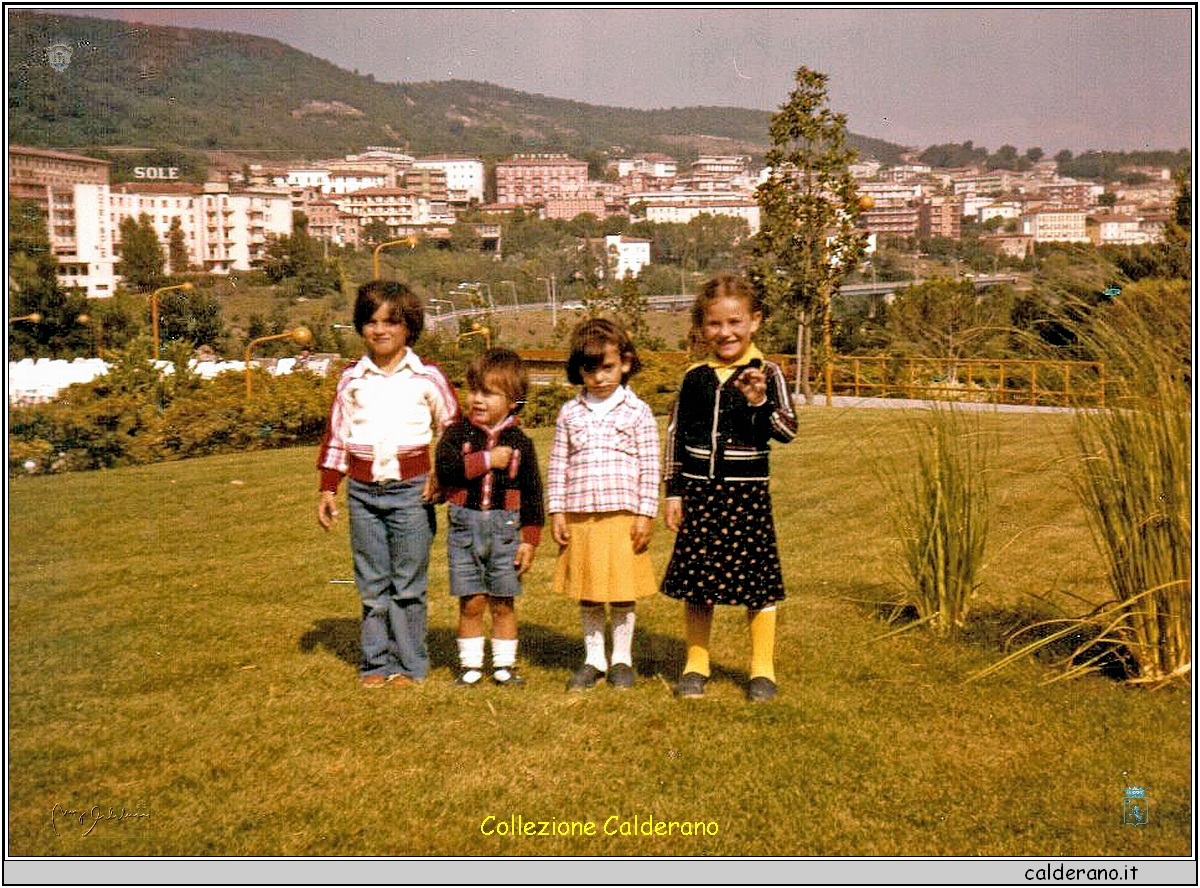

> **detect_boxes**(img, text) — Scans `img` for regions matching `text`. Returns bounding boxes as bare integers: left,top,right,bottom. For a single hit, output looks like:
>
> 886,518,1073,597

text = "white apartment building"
51,182,293,296
605,235,651,279
858,181,924,203
1092,214,1164,246
615,154,678,179
412,156,485,205
1021,207,1089,243
638,199,759,235
976,201,1023,223
336,187,434,235
284,168,332,192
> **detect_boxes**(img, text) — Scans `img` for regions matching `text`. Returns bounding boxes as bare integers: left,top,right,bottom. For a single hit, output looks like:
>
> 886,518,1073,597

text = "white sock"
492,637,518,672
609,604,636,667
581,604,607,671
458,636,484,683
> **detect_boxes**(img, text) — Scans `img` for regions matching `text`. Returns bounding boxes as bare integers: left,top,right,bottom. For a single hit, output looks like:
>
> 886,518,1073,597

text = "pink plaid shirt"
547,387,660,518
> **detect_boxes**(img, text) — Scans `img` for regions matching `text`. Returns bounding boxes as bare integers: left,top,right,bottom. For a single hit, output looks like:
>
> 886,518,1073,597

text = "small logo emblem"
1122,784,1149,826
46,41,73,73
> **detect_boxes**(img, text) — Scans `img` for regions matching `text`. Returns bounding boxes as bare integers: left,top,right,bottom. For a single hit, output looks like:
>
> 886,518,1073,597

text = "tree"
750,66,868,402
117,213,165,291
8,199,90,359
887,278,1013,370
168,216,190,275
360,219,392,247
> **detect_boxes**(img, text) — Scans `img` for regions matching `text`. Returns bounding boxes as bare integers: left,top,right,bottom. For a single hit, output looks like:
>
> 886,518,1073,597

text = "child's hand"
664,498,683,532
489,445,514,470
514,542,536,576
630,515,653,554
552,513,570,547
318,491,339,530
733,366,768,406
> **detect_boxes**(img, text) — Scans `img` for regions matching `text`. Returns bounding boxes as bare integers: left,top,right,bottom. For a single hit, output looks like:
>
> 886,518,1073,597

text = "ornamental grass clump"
970,281,1191,686
885,404,994,638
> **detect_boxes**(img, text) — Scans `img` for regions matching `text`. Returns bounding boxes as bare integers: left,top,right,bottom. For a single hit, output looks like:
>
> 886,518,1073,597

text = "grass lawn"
7,407,1191,858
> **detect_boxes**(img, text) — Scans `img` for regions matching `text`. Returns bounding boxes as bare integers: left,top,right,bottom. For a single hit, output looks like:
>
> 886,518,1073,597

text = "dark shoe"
566,664,605,691
747,676,778,703
454,669,483,688
608,663,636,689
674,671,708,699
492,667,525,688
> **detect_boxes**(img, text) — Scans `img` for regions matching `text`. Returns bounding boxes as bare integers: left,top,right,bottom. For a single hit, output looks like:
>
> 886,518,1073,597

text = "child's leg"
747,605,777,682
381,478,434,680
682,601,714,677
580,600,607,671
489,596,518,681
456,594,487,684
609,601,636,667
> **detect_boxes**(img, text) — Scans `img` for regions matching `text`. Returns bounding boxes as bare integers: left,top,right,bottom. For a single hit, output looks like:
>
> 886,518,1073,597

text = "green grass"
7,409,1191,856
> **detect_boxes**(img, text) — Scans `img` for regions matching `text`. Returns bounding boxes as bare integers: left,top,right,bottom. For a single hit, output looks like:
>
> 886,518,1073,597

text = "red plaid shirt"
547,387,660,518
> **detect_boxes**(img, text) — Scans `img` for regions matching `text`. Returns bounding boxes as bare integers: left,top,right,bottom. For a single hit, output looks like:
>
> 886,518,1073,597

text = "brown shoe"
386,673,414,688
360,674,388,689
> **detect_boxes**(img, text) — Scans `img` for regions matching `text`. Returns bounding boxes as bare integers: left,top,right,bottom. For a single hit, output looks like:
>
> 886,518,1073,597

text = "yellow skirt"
552,512,658,602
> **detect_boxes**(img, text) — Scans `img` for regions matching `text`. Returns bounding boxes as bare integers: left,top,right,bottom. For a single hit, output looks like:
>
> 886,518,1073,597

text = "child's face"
362,302,407,366
468,375,516,428
580,343,631,400
701,295,761,364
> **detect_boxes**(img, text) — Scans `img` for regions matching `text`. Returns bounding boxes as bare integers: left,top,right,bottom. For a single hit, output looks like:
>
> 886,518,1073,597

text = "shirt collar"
690,344,765,375
353,349,423,378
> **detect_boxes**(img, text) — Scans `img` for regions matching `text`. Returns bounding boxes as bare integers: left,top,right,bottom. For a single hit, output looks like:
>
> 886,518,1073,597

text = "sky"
26,5,1195,154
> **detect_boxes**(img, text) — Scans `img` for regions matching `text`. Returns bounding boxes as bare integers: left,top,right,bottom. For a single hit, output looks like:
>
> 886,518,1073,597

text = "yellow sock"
683,602,713,677
748,606,777,682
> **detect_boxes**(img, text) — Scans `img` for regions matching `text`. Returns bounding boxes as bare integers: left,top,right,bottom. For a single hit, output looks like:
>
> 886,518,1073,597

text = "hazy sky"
29,5,1194,153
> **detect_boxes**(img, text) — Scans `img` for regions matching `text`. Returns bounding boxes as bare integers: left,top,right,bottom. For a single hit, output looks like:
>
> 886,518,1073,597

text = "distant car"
562,300,585,310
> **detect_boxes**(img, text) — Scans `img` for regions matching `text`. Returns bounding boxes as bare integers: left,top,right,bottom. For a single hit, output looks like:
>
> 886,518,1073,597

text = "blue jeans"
347,476,433,679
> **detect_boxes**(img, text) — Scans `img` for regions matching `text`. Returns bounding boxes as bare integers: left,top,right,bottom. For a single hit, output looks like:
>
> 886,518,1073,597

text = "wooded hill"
9,10,907,166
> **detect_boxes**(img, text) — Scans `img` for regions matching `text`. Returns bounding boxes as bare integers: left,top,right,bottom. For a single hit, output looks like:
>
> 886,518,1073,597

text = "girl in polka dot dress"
661,272,798,703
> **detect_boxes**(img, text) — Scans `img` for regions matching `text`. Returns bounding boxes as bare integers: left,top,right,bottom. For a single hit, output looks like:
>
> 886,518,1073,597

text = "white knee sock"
609,604,636,667
492,637,518,677
581,604,607,671
457,636,484,683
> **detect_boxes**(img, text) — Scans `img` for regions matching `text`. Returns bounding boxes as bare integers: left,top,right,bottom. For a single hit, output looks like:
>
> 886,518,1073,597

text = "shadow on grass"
847,584,1136,682
298,616,720,683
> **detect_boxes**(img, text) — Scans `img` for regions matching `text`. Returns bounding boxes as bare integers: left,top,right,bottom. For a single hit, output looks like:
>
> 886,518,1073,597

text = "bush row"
8,350,685,476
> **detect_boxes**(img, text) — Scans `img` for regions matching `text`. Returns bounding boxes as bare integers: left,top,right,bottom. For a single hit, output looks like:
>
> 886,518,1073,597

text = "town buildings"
8,139,1177,299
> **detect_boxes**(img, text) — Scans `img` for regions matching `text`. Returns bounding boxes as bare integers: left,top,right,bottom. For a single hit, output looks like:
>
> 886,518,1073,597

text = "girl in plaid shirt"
548,319,660,691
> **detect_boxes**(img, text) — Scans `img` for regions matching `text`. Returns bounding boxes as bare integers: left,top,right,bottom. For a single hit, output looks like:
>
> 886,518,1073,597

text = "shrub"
883,404,994,637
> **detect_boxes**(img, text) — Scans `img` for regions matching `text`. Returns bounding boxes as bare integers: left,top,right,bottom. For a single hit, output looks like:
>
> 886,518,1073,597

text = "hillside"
8,10,907,165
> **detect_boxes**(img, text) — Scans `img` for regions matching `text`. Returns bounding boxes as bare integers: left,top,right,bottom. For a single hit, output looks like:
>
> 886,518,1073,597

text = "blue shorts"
446,503,523,599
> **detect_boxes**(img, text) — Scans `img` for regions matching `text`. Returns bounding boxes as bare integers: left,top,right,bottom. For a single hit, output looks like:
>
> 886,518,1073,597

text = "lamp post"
149,282,193,358
244,326,313,399
9,313,42,323
372,237,416,278
455,322,490,351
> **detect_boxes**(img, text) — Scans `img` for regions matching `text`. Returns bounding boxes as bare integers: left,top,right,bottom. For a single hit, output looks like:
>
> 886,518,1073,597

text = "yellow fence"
518,350,1106,408
827,355,1107,408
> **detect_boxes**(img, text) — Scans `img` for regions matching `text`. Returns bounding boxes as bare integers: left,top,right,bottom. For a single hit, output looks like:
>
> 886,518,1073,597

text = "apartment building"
615,154,677,180
919,196,963,239
1021,207,1089,243
1039,179,1094,208
8,145,110,208
688,155,748,183
305,199,361,248
494,154,588,206
1091,214,1167,246
860,198,920,239
630,188,760,234
336,186,434,236
543,196,607,220
411,156,485,205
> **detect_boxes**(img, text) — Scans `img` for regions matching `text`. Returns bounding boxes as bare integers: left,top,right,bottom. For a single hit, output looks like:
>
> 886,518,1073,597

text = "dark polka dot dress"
661,478,786,608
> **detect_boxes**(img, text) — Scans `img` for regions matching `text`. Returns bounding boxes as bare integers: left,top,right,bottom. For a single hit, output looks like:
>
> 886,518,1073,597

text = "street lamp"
9,313,42,323
455,322,490,351
149,282,193,358
372,236,417,278
244,326,313,399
